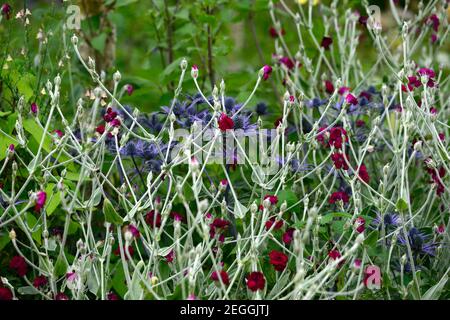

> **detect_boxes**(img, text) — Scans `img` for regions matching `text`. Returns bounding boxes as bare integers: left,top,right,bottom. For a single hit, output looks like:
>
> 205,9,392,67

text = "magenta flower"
338,86,350,95
107,292,120,300
279,56,295,70
331,152,349,170
127,224,140,238
417,67,436,79
211,270,229,286
34,191,47,212
262,65,272,81
358,164,370,183
33,275,48,289
269,250,289,272
329,191,350,204
165,250,175,263
264,194,278,205
126,84,134,96
345,93,358,105
246,272,265,292
282,228,295,245
0,287,13,300
427,14,440,32
55,292,69,300
218,113,234,131
355,217,366,233
31,102,38,114
170,211,184,222
269,26,285,38
265,217,283,231
328,249,341,260
321,36,333,50
53,129,64,138
10,256,27,277
324,80,334,94
66,271,78,282
1,3,12,20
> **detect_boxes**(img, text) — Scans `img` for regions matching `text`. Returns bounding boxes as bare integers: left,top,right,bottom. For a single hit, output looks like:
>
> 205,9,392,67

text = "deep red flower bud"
262,65,272,81
325,80,334,95
321,36,333,50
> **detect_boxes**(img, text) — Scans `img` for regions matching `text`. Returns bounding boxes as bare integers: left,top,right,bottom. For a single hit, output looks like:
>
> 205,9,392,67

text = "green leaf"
124,261,145,300
103,198,124,226
422,275,448,300
276,190,298,208
45,183,61,216
54,255,68,277
396,198,408,212
111,0,138,7
17,74,37,102
91,33,107,53
0,232,11,251
25,213,42,245
22,118,72,167
364,231,379,248
321,212,352,225
17,286,40,295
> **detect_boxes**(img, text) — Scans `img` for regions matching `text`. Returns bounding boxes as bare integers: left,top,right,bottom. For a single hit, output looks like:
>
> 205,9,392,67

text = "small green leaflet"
103,198,124,226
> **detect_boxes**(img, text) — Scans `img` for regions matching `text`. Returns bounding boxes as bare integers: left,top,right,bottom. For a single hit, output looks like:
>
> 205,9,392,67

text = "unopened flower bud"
113,70,121,83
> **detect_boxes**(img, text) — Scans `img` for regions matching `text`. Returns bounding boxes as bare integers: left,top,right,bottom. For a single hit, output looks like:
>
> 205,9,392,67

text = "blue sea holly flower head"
398,228,438,256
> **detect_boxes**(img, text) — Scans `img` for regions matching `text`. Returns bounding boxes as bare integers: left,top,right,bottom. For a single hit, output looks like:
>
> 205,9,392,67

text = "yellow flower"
297,0,320,5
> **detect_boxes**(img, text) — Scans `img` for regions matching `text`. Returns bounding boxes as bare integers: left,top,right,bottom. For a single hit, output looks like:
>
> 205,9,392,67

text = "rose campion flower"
282,228,295,245
345,93,358,105
269,250,289,272
264,195,278,205
355,217,366,233
1,3,12,20
338,86,350,95
126,84,134,96
34,191,47,212
331,152,349,170
55,292,69,300
113,245,134,260
31,102,38,114
246,272,265,292
165,250,175,263
210,270,229,286
269,26,285,38
265,217,283,231
9,255,27,277
218,113,234,131
107,292,120,300
324,80,334,94
0,287,13,300
262,65,272,81
33,275,48,289
279,56,295,70
329,191,350,204
358,164,370,183
145,210,161,228
321,36,333,50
